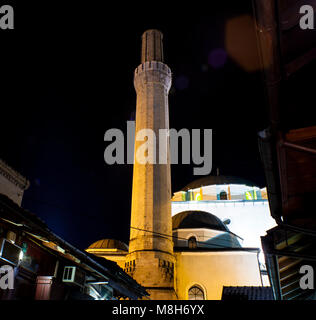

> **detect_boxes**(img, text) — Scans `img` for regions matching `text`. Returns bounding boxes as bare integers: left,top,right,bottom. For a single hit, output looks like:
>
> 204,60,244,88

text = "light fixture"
19,250,24,261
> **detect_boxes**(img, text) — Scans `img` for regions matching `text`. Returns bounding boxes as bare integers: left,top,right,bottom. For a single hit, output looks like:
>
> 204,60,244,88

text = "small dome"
172,211,228,232
88,239,129,251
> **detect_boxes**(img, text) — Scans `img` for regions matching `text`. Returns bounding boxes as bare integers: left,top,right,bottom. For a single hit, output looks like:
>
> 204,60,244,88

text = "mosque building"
86,30,275,300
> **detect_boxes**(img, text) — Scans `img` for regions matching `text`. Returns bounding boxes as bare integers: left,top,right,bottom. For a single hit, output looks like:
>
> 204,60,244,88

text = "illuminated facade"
171,176,277,287
86,30,270,300
172,177,276,257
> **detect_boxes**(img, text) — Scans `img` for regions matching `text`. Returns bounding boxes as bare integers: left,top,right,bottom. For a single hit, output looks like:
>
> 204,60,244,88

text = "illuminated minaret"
126,29,176,300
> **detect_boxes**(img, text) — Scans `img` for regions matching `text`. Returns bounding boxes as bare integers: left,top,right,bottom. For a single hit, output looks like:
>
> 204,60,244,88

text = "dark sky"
1,1,270,249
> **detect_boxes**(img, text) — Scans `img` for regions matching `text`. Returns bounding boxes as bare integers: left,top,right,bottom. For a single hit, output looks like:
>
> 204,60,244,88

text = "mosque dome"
172,210,228,232
181,175,257,191
87,239,129,251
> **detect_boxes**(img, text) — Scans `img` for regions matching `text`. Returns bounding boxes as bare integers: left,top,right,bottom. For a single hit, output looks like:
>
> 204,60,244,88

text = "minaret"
126,30,176,300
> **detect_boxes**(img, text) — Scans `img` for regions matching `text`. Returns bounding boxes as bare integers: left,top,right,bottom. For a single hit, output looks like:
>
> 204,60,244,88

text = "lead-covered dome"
172,211,228,232
87,239,129,251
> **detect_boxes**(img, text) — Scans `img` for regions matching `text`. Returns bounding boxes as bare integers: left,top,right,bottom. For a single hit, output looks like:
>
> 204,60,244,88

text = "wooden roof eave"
258,128,283,223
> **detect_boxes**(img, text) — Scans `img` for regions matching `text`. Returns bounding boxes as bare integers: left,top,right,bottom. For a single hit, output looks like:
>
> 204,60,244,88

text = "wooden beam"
285,47,316,77
285,125,316,142
252,0,282,126
281,141,316,155
275,233,303,250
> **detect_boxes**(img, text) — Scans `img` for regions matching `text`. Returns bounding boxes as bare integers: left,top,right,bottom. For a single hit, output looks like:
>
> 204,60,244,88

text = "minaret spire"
141,29,164,63
126,30,176,300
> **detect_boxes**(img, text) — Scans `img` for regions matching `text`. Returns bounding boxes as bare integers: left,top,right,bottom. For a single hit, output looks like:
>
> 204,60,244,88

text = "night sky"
1,2,270,250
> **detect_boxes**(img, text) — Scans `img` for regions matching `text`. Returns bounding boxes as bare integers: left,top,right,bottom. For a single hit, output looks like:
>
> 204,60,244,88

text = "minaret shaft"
126,30,176,300
129,61,173,255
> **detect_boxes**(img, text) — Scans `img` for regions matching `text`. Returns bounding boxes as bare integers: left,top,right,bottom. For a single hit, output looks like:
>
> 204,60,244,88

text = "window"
219,191,228,200
188,236,197,249
188,285,205,300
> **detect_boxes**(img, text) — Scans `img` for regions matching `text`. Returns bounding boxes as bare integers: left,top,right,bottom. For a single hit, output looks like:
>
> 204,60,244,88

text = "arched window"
188,236,197,249
220,191,228,200
188,285,205,300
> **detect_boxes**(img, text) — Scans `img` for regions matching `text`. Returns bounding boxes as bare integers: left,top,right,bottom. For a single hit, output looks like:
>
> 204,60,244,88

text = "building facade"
0,160,147,300
0,159,29,206
172,175,277,286
86,30,269,300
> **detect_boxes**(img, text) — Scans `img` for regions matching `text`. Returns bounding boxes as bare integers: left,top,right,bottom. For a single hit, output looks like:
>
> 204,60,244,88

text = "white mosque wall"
172,200,277,263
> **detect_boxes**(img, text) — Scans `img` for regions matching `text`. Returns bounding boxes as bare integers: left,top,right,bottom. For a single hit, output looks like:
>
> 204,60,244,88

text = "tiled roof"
222,286,274,300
